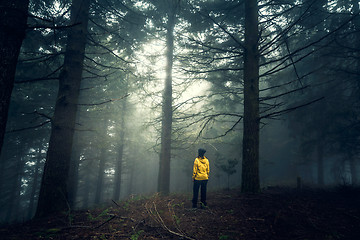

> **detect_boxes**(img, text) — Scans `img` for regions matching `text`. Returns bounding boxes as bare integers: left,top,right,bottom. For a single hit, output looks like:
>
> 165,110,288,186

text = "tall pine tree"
36,0,91,217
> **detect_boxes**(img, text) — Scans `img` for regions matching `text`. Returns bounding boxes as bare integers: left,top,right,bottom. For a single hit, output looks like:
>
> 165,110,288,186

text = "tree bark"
35,0,90,217
241,0,260,193
0,0,29,157
157,1,178,195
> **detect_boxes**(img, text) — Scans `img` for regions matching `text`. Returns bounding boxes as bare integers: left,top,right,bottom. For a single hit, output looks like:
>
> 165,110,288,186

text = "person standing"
192,148,210,208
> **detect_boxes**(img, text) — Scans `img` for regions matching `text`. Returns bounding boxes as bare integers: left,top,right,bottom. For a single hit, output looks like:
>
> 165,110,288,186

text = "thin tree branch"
260,97,325,119
6,120,51,133
259,85,309,102
78,94,130,106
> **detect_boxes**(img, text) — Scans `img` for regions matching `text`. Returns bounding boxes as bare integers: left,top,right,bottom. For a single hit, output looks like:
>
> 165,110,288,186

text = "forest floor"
1,186,360,240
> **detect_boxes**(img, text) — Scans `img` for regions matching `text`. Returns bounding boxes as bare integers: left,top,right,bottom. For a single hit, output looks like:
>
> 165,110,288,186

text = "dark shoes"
192,203,208,209
200,203,208,209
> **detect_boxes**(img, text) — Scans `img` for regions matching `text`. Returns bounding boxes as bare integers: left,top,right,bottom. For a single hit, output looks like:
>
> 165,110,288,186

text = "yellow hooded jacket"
192,157,210,180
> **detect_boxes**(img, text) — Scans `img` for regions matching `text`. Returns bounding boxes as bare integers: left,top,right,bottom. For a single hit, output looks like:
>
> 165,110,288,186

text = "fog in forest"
0,0,359,224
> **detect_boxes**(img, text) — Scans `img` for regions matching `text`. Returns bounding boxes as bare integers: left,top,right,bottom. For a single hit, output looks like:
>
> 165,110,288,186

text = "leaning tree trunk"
157,1,177,195
241,0,260,193
0,0,29,157
35,0,90,218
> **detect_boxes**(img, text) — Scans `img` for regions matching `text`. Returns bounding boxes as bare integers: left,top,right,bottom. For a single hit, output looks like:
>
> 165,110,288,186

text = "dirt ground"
1,186,360,239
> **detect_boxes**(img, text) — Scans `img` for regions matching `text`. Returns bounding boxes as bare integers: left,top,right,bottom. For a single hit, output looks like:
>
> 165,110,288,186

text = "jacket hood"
198,156,208,164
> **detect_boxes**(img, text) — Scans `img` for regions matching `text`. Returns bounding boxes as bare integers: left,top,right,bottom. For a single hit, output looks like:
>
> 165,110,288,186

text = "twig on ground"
145,200,196,240
93,215,117,229
112,199,121,207
167,201,185,234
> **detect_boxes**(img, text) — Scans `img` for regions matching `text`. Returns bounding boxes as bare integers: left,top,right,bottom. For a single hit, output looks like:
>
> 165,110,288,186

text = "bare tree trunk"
350,159,358,185
317,143,324,186
35,0,90,218
157,0,178,195
128,162,135,196
28,146,42,219
113,98,127,200
6,151,24,222
113,142,124,200
0,145,8,197
352,0,359,14
352,1,360,186
82,162,92,209
95,148,106,205
0,0,29,157
241,0,260,193
68,138,80,208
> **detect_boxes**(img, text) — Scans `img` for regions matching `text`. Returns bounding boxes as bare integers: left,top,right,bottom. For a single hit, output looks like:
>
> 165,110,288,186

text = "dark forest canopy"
0,0,359,222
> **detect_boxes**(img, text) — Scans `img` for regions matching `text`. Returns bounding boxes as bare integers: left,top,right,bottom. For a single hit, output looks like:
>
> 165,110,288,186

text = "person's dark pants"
192,180,208,208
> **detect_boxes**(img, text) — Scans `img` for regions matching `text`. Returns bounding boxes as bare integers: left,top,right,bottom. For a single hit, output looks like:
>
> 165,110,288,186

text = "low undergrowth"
1,187,360,239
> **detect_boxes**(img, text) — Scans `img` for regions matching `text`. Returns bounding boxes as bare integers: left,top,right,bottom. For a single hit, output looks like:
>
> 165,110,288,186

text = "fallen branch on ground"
145,201,196,240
